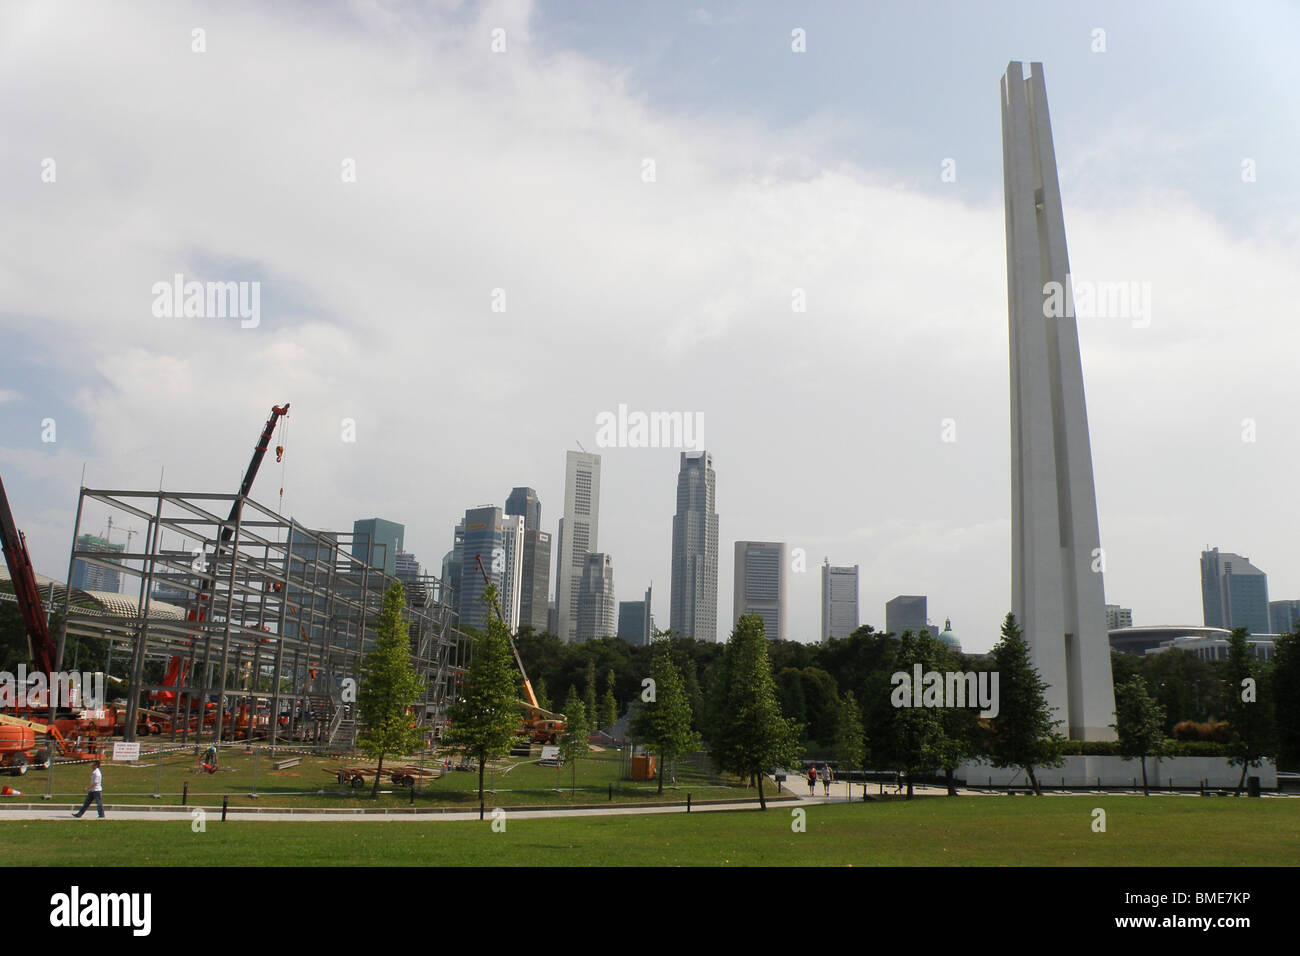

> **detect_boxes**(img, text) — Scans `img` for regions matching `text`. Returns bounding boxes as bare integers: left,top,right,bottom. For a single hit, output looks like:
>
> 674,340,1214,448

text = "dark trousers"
75,790,104,818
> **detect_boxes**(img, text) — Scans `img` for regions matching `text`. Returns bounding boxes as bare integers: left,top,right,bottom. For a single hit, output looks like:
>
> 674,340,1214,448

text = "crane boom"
0,471,57,674
222,403,289,545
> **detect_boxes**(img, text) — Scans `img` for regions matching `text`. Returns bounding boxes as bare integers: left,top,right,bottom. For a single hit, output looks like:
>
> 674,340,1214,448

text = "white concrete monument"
1002,61,1116,741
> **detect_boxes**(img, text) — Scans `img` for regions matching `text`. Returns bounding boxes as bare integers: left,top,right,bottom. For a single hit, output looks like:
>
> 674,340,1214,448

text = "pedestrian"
823,763,833,795
807,764,817,795
72,760,105,819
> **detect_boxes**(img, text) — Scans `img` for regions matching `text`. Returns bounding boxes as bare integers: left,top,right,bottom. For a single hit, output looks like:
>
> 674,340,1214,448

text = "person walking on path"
72,760,105,819
822,764,833,796
807,765,817,795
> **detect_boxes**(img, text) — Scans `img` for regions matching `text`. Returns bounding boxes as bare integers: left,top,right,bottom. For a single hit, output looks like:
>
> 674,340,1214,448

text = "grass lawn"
17,747,747,809
4,797,1298,866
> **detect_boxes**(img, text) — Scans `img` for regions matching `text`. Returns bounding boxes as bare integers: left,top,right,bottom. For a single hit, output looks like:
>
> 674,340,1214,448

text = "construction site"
0,405,471,769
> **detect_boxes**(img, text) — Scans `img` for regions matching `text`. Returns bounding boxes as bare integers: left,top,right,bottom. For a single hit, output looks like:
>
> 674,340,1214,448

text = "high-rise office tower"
617,585,654,645
576,552,616,642
821,560,859,643
1270,600,1300,636
505,488,550,634
733,541,788,641
1003,61,1115,740
70,534,124,593
555,450,601,643
440,520,464,611
885,595,928,638
670,450,719,642
1201,548,1270,635
499,513,525,633
505,487,542,532
458,506,504,632
351,518,404,577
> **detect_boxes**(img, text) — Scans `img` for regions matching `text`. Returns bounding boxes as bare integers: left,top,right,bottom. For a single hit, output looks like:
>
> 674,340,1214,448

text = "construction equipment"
472,553,566,744
0,712,99,773
154,404,289,721
0,470,59,678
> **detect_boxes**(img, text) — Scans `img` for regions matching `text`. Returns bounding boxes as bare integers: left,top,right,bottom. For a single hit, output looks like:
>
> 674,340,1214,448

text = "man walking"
72,760,105,818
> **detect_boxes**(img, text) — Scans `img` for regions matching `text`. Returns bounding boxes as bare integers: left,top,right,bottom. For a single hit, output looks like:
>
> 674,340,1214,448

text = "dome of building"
938,618,961,650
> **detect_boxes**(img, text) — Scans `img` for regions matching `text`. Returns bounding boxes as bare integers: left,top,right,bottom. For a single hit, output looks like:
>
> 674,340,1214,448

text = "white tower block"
1002,61,1116,741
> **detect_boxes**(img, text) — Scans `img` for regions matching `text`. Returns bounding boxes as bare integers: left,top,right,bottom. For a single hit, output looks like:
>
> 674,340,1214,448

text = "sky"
1,0,1298,652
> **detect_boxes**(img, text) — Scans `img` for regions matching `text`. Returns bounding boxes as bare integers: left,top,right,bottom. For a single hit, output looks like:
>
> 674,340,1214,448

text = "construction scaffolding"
59,487,468,748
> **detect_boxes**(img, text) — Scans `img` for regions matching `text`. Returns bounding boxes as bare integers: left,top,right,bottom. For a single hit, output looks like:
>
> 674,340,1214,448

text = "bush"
1058,739,1238,758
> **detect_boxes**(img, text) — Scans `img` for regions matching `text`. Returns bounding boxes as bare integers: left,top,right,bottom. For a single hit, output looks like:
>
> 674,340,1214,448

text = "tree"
1223,627,1272,795
831,691,866,785
583,659,598,723
878,631,947,798
1112,674,1166,795
533,676,551,713
599,668,618,732
356,583,426,797
986,613,1063,795
1272,632,1300,770
560,685,591,794
443,584,522,815
631,648,700,794
706,615,803,810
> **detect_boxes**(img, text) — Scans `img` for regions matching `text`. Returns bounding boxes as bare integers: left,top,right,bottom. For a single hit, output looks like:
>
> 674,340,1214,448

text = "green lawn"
5,797,1298,866
20,747,748,809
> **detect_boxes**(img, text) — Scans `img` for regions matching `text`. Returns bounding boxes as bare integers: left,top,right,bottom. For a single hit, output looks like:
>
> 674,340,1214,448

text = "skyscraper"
1270,600,1300,636
618,585,654,646
1201,548,1270,635
821,560,859,643
576,552,616,642
885,595,928,638
458,506,504,632
499,513,525,633
555,450,601,643
733,541,787,641
505,488,550,634
70,534,124,594
1003,61,1115,740
670,450,719,642
440,520,464,612
351,518,404,577
505,487,542,531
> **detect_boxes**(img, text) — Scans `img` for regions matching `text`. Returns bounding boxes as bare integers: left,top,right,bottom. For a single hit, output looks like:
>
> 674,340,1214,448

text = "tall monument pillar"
1001,61,1116,741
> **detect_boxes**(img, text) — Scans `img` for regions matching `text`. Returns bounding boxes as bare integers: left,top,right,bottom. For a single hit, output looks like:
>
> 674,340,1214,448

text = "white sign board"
112,742,140,762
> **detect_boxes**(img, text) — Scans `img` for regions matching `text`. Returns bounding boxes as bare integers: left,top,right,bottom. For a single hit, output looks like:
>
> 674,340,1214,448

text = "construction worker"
71,760,105,819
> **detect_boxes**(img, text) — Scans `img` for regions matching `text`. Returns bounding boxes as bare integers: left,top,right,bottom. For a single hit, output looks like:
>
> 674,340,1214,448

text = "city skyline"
4,3,1298,654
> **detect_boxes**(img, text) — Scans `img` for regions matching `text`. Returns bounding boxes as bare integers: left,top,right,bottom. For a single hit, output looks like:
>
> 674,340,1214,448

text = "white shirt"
90,768,102,792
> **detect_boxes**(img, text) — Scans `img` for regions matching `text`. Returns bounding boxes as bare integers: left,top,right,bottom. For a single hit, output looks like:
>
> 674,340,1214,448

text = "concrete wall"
960,755,1277,789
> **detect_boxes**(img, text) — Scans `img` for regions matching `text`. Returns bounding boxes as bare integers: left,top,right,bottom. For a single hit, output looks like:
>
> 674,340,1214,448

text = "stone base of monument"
959,756,1277,790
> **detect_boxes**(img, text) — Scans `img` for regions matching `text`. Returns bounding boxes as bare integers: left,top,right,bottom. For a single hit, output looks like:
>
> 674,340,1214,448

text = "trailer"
326,764,443,789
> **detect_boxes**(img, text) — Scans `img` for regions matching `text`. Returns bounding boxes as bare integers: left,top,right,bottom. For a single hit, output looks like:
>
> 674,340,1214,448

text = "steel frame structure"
59,487,467,747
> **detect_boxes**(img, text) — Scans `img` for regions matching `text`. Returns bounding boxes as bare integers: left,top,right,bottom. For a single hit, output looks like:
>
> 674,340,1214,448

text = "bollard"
154,753,163,799
183,781,189,806
687,793,691,813
608,783,613,802
221,794,228,822
410,781,415,805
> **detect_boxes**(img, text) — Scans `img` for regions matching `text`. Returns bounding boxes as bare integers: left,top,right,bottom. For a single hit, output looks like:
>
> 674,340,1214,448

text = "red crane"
0,471,57,675
151,404,289,721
